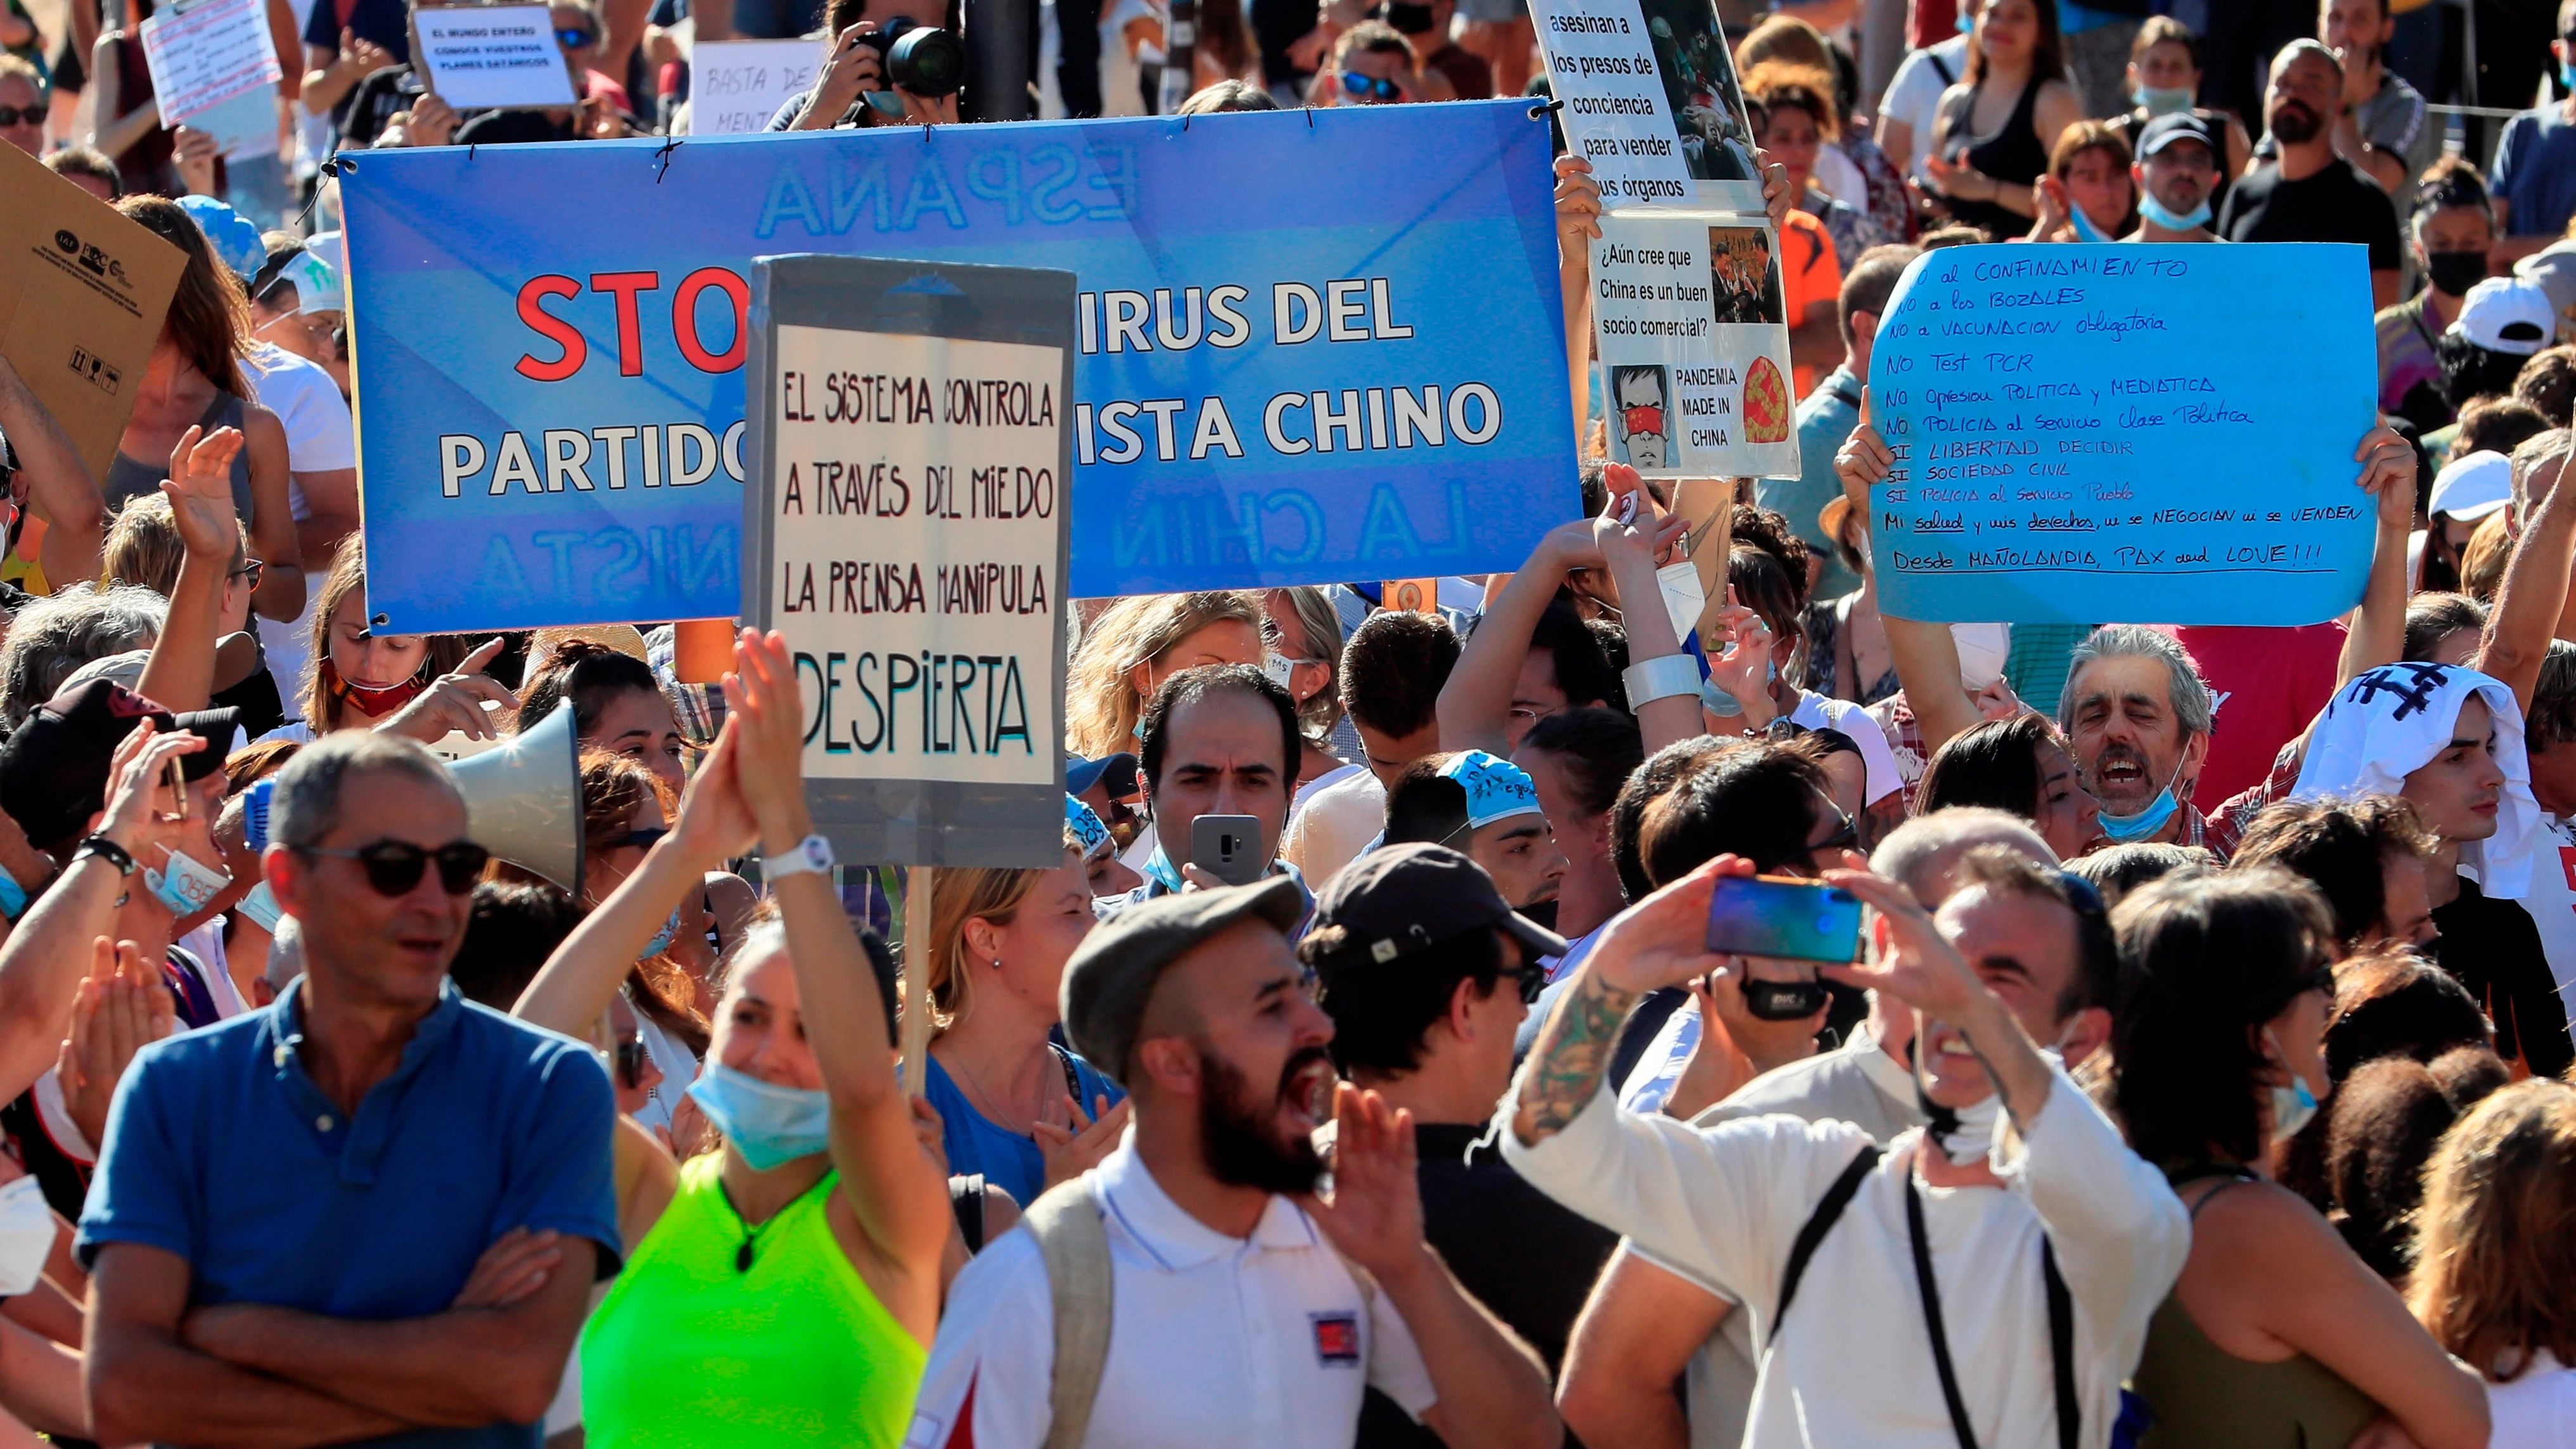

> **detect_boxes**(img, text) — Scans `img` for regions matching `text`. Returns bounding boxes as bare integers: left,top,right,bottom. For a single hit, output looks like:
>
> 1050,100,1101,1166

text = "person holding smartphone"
1098,664,1310,924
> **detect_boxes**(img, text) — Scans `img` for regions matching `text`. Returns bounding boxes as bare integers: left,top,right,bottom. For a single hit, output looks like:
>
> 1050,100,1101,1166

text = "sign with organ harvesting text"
1865,243,2378,626
746,255,1071,869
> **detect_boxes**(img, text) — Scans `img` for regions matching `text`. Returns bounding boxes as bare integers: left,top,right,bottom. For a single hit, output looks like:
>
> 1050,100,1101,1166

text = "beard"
1199,1044,1329,1196
1517,898,1561,933
2270,100,2321,144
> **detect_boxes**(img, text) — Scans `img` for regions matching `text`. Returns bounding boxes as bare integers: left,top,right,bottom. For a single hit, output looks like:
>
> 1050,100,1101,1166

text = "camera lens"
886,23,966,97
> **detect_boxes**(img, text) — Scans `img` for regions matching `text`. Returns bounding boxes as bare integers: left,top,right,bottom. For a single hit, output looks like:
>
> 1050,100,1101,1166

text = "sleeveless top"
2132,1170,2381,1449
1937,72,2049,238
104,390,257,526
579,1154,926,1449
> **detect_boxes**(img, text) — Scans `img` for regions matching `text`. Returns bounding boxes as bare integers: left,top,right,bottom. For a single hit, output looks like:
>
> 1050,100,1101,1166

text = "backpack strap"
949,1173,988,1256
1768,1142,1883,1348
1023,1179,1115,1449
1928,49,1955,87
2042,1240,2078,1449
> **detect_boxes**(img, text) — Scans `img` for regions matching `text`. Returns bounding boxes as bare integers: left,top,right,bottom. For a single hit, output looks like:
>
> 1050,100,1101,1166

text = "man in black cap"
906,875,1559,1449
1303,844,1615,1443
2128,112,2224,243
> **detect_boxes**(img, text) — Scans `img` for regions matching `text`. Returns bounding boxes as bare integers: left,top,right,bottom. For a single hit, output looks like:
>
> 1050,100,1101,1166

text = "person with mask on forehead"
2124,110,2223,242
1381,750,1568,937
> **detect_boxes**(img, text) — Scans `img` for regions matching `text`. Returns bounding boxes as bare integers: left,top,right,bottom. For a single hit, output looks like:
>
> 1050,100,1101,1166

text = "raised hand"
171,126,221,198
449,1227,565,1310
1816,868,1981,1021
407,94,460,147
721,628,811,847
1753,145,1793,230
795,23,884,129
2353,423,2416,531
58,936,176,1148
667,717,759,866
1034,1093,1131,1190
98,720,206,860
1834,387,1895,506
375,637,517,742
1585,853,1748,997
160,425,243,561
1703,591,1774,719
1303,1083,1426,1284
1554,153,1603,257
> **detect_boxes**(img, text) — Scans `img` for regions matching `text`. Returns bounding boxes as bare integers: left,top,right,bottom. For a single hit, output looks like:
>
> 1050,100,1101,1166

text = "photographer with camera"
768,0,965,128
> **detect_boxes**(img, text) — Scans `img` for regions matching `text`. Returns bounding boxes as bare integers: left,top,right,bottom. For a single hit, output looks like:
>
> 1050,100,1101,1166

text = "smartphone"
1190,815,1268,887
1704,874,1863,963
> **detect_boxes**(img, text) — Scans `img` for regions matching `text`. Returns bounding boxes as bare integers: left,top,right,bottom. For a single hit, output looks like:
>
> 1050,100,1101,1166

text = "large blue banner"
340,101,1576,633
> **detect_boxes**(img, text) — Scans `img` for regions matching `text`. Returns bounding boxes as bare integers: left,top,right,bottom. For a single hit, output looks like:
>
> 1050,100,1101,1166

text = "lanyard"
1903,1167,2079,1449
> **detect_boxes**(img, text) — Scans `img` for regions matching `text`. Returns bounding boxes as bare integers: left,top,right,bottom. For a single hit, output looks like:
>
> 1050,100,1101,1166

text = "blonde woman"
918,805,1130,1209
1264,585,1353,799
2411,1079,2576,1446
1063,589,1266,759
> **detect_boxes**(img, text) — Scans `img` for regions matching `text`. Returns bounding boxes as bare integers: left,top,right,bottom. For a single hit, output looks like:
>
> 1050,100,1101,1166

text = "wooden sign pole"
900,865,934,1098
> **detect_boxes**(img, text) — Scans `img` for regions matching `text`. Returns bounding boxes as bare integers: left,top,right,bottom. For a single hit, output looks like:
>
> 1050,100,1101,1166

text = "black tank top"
1939,72,2049,237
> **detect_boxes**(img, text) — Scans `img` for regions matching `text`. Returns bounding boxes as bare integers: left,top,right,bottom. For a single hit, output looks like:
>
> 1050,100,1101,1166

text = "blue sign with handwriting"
1864,243,2377,626
338,101,1575,633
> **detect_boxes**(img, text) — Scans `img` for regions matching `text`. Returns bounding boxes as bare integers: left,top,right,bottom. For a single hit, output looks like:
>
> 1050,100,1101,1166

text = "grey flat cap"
1061,874,1306,1085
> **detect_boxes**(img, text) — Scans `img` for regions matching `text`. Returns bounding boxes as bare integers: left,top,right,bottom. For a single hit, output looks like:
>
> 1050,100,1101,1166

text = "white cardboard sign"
1528,0,1765,214
1594,211,1800,479
413,5,580,110
689,40,819,135
136,0,282,132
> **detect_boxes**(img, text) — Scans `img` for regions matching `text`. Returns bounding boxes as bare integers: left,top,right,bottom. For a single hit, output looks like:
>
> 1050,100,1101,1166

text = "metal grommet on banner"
654,136,682,183
1528,97,1562,119
371,613,390,628
1304,105,1315,129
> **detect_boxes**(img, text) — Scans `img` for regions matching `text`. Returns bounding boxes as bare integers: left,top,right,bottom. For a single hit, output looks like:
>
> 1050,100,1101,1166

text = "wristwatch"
764,833,835,881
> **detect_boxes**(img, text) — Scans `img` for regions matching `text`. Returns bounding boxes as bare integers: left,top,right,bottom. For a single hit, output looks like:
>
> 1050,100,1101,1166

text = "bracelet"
1622,653,1704,709
74,835,136,877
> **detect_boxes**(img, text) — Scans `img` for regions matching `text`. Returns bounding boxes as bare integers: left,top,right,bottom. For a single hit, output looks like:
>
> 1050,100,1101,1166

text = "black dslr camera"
858,18,967,98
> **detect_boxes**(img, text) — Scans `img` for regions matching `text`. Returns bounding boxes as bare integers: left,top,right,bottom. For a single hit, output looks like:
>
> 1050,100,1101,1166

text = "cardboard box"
0,142,186,485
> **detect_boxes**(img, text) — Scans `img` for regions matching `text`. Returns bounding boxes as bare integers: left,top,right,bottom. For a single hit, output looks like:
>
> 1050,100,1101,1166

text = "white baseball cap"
2429,451,2513,522
2447,277,2554,356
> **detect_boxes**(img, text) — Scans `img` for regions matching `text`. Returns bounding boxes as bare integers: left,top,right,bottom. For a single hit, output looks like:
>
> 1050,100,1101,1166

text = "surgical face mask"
2132,84,2196,115
2423,248,2491,298
2096,754,2189,843
1915,1076,2004,1166
235,880,285,934
2265,1029,2321,1143
144,846,233,918
640,907,681,960
321,658,433,718
686,1062,831,1171
0,1178,51,1296
2561,58,2575,93
2139,191,2213,232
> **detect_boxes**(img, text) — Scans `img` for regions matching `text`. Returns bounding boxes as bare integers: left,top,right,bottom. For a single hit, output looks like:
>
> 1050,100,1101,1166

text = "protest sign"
411,4,579,110
1528,0,1761,212
136,0,282,149
338,101,1576,633
745,254,1072,870
690,41,821,135
1865,243,2378,626
1594,212,1796,479
0,146,186,488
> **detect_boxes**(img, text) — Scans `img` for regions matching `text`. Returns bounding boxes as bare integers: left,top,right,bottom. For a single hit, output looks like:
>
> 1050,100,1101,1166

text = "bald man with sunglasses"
82,730,619,1448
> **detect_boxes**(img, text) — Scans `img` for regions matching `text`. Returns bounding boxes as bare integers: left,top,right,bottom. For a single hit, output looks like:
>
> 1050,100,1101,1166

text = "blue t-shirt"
79,982,619,1448
2492,104,2576,242
921,1050,1123,1209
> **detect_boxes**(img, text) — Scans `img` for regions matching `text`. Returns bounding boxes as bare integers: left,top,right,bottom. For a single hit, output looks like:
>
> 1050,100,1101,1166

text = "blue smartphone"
1703,874,1864,963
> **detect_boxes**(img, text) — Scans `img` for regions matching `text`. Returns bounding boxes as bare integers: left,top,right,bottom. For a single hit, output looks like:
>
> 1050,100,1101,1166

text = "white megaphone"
441,702,586,893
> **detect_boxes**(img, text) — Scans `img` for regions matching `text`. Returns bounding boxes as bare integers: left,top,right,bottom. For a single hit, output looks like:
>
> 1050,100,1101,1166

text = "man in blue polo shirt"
82,731,618,1447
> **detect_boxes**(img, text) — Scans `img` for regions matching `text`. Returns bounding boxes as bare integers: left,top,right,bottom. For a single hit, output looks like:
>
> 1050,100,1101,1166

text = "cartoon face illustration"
1613,366,1672,470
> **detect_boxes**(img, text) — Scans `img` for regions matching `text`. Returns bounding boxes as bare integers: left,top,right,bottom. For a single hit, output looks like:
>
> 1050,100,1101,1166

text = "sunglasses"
1339,71,1401,100
614,1031,649,1090
600,827,668,853
556,27,595,46
229,558,265,588
1498,964,1547,1005
299,840,489,896
0,106,41,127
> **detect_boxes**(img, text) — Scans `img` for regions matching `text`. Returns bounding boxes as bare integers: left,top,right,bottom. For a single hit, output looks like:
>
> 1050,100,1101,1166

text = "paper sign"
413,4,579,110
690,40,820,135
186,84,281,159
1529,0,1763,213
0,146,187,489
136,0,283,128
1594,212,1798,479
1866,243,2378,626
745,254,1073,869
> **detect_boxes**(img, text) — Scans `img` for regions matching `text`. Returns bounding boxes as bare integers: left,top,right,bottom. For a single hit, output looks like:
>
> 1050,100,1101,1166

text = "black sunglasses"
0,106,41,127
229,558,265,588
1499,963,1547,1005
600,827,668,853
299,840,489,896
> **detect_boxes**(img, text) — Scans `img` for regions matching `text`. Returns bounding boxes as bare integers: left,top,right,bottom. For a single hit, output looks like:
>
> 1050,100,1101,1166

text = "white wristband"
1623,653,1703,709
764,833,836,880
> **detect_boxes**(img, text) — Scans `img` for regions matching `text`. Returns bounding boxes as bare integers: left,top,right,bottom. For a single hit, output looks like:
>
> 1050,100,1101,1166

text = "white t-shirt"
1280,764,1383,891
907,1140,1438,1449
1097,0,1162,118
2518,813,2576,1004
2489,1350,2576,1449
246,343,356,477
1879,36,1972,180
1789,689,1905,808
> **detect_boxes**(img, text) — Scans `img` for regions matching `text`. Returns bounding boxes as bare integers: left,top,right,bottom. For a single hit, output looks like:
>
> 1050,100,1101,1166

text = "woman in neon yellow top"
517,628,952,1448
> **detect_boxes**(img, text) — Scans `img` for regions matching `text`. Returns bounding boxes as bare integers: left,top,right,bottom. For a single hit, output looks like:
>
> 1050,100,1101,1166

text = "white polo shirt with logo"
906,1140,1439,1449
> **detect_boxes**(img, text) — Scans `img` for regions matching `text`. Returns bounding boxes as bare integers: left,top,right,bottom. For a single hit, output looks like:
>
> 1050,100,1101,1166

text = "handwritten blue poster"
1865,243,2377,626
338,102,1575,634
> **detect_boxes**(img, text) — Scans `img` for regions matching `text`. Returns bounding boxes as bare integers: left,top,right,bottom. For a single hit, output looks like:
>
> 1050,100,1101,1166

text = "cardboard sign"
0,148,186,488
690,40,819,136
136,0,283,134
745,254,1073,869
1528,0,1763,213
1866,243,2378,626
1594,212,1798,480
412,4,579,110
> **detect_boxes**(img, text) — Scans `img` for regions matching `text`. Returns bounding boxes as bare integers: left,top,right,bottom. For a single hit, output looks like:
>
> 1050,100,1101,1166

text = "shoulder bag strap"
1768,1143,1883,1348
2042,1239,2078,1449
1904,1171,1982,1449
1050,1041,1086,1110
1928,50,1955,87
949,1173,988,1255
1024,1178,1115,1449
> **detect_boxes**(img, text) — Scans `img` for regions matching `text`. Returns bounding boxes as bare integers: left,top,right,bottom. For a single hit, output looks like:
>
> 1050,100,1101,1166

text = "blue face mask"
640,907,681,960
2066,203,2115,244
2265,1031,2321,1142
2561,59,2576,92
686,1062,831,1171
2132,84,2195,116
2138,191,2213,232
2096,756,2188,842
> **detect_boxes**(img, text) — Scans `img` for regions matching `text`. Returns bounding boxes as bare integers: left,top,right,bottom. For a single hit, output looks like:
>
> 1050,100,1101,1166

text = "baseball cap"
1301,842,1568,981
2429,451,2513,522
2134,111,2218,160
0,679,242,849
258,247,344,318
1066,794,1111,858
1438,750,1543,829
2448,277,2554,356
1060,874,1306,1085
177,196,264,284
1066,750,1138,798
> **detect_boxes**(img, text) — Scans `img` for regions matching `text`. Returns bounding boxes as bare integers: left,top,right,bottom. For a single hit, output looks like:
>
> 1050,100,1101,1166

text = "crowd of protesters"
0,0,2574,1446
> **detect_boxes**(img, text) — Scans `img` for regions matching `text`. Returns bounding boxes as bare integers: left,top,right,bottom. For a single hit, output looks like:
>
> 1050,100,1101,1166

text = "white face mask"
0,1178,54,1296
143,846,233,918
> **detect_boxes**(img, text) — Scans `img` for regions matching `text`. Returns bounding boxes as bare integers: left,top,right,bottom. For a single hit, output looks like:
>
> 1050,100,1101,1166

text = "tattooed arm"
1514,856,1749,1146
